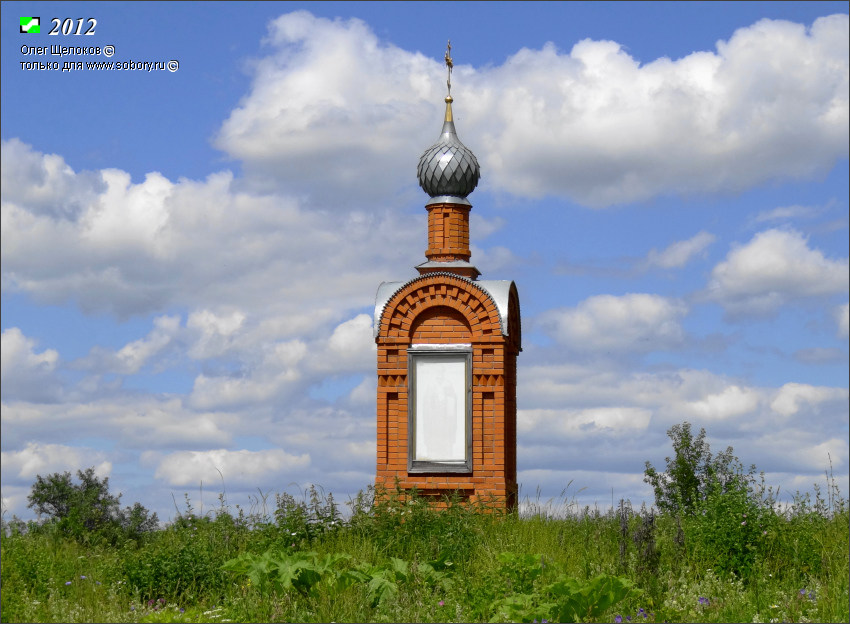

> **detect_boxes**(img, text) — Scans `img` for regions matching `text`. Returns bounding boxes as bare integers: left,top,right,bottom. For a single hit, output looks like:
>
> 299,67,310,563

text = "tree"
27,467,157,542
643,422,737,515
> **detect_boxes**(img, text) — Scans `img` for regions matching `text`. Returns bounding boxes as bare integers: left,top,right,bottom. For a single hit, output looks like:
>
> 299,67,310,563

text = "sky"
2,1,848,522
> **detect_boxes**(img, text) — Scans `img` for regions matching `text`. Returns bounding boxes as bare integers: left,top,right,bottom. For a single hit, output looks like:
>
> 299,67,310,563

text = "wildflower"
438,600,445,607
615,617,623,623
639,607,647,618
180,608,185,613
80,575,86,579
65,581,72,586
699,597,710,606
741,520,747,526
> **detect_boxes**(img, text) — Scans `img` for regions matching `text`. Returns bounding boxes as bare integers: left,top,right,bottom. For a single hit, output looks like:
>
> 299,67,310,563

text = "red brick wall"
375,273,519,510
425,202,471,262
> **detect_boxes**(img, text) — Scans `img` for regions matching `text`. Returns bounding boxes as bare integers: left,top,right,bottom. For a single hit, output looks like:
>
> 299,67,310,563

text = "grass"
1,483,848,623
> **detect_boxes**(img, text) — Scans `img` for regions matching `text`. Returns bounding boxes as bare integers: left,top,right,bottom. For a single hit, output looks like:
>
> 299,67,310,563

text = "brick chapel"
373,44,521,510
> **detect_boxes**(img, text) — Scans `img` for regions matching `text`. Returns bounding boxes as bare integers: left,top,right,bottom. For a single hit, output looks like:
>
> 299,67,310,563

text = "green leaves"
488,555,638,624
221,550,350,597
222,550,455,608
547,574,638,623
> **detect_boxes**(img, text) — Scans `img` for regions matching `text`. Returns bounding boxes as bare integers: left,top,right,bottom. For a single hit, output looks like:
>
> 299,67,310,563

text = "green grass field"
2,480,847,623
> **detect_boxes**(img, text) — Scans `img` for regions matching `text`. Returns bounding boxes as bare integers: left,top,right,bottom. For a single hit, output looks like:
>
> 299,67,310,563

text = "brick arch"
410,305,471,342
379,273,503,342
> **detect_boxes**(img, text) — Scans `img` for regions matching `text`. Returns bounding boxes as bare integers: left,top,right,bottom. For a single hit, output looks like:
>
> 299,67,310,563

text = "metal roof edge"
374,274,517,338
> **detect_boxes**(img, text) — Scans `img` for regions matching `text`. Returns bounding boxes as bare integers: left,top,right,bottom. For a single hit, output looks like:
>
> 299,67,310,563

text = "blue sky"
2,1,848,521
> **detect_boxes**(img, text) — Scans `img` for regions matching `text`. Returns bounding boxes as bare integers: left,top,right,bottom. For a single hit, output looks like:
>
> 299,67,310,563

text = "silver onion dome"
417,95,480,198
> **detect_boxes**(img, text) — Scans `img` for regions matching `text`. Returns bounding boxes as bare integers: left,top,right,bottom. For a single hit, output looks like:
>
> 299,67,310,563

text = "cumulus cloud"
642,231,716,269
189,339,308,410
837,303,849,338
216,12,848,207
1,328,61,402
519,407,652,440
76,315,181,375
1,442,111,485
215,11,440,202
538,293,687,353
770,382,849,418
0,138,105,220
187,309,246,359
150,448,310,487
706,228,849,316
683,385,761,421
1,140,422,320
323,314,376,371
515,361,848,486
1,397,235,450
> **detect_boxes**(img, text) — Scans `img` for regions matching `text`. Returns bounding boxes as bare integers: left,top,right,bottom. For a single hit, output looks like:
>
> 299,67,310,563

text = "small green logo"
20,17,40,33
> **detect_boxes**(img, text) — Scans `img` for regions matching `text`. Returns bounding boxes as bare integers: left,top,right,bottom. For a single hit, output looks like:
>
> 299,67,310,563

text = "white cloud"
213,13,848,207
706,228,849,316
753,205,823,223
215,11,439,203
347,376,375,406
151,448,310,487
76,315,181,375
0,328,61,402
0,138,104,220
1,140,422,320
187,309,246,359
1,398,235,450
642,231,716,269
684,385,761,420
836,303,849,338
189,339,308,410
514,360,848,493
519,407,652,439
539,293,687,352
770,382,849,417
1,442,111,485
326,314,375,363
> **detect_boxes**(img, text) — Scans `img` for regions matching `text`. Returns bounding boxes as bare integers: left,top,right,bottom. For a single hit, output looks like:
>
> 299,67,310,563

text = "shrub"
644,422,739,515
26,467,158,544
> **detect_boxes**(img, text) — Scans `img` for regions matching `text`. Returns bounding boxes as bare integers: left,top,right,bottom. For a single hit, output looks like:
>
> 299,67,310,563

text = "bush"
26,467,157,544
644,422,740,515
645,423,784,577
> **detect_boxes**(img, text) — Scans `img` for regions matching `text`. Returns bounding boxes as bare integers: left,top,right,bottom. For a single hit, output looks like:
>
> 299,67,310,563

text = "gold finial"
445,40,453,96
444,40,454,122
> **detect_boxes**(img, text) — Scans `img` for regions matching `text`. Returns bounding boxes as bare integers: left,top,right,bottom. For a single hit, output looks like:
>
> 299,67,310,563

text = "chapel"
373,43,521,509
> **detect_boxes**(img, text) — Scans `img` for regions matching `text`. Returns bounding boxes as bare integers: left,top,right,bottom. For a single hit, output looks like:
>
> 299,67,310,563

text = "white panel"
414,356,466,461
